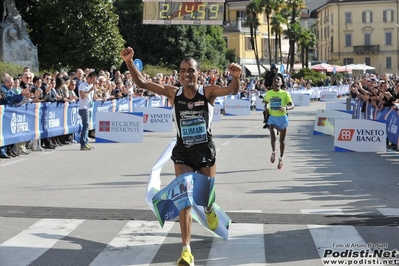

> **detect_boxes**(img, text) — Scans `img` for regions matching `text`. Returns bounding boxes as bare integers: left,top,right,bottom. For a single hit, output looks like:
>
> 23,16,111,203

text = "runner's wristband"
232,74,241,80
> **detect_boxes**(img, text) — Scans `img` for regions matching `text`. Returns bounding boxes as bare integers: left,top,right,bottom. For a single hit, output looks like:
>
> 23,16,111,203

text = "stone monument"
0,0,39,72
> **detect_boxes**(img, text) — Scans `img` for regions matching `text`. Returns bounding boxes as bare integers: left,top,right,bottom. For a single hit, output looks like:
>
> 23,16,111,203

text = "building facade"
223,0,290,76
313,0,399,74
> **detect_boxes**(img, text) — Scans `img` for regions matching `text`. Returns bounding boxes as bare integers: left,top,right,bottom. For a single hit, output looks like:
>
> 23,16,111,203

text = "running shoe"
205,208,218,230
278,158,284,169
270,151,276,163
177,249,194,266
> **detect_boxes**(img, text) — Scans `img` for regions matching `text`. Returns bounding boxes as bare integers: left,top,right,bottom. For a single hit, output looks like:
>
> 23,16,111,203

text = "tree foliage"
16,0,125,71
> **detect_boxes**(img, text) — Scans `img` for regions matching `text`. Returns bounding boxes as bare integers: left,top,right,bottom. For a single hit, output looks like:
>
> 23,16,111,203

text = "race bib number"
180,117,207,145
270,98,282,110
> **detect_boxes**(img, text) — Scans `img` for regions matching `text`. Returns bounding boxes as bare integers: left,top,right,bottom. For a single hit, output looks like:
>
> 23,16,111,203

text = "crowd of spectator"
1,64,399,160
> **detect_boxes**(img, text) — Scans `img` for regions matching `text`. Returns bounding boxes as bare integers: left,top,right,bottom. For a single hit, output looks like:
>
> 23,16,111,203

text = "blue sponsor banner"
40,102,67,138
1,103,39,146
133,97,147,107
386,111,399,146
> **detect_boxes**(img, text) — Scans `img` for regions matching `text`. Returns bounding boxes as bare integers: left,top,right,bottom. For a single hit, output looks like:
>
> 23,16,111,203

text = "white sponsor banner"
334,119,386,152
290,93,311,106
213,103,222,122
319,91,337,102
255,97,265,111
224,98,251,116
314,109,352,136
135,106,173,132
95,112,143,143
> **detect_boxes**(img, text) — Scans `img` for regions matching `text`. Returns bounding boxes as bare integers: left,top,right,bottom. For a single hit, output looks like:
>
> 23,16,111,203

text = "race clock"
143,0,224,25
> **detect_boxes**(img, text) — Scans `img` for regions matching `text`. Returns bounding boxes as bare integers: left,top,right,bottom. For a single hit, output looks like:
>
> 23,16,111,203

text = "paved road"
1,100,399,266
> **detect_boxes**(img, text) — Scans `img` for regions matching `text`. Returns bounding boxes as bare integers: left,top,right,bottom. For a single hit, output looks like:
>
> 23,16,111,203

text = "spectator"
78,71,97,151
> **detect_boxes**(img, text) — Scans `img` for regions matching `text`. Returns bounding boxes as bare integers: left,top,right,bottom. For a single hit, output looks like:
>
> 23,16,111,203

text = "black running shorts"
171,141,216,170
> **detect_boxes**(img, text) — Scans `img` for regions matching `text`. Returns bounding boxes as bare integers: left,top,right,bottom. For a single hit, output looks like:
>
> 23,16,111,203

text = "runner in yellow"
264,74,294,169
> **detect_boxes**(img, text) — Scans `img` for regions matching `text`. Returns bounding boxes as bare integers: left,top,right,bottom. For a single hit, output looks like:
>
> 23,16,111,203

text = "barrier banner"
224,98,251,116
319,91,337,102
386,111,399,146
40,102,67,138
134,106,173,132
255,97,264,111
334,119,386,152
0,103,39,146
133,97,147,107
313,109,353,136
213,103,222,122
290,93,311,106
146,139,231,239
95,112,143,143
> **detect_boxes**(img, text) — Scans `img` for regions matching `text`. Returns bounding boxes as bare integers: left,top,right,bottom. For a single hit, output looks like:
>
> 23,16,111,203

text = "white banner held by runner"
134,106,173,132
224,98,251,116
334,119,386,152
95,112,143,143
313,109,352,136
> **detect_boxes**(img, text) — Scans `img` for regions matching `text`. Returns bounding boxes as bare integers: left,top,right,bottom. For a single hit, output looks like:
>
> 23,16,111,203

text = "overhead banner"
134,106,173,132
224,98,251,116
314,109,353,136
334,119,386,152
95,112,143,143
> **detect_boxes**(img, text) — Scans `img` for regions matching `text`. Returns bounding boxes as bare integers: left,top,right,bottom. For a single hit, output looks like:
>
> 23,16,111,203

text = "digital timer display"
143,0,224,25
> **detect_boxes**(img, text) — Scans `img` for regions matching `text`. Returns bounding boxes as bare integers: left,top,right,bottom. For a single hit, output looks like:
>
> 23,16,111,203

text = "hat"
271,63,277,70
62,76,70,82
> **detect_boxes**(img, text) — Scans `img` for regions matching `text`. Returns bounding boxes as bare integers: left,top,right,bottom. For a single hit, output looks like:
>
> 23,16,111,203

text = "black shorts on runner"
171,141,216,171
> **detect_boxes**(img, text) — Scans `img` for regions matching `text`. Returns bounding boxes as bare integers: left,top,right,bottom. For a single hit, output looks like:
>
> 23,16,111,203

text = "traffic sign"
134,59,143,71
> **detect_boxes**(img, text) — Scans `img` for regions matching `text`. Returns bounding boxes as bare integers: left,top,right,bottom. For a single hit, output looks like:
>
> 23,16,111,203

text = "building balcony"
353,45,380,54
223,18,249,32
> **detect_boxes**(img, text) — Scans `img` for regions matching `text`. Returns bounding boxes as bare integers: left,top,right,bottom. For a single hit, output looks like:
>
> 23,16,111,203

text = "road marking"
207,223,266,266
222,141,230,146
377,208,399,216
90,221,173,266
0,219,84,266
0,158,26,167
301,209,344,215
309,225,367,265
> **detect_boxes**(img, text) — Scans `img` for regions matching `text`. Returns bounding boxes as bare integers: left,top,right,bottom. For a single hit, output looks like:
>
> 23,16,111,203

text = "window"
343,58,354,65
385,32,392,46
362,11,373,23
237,11,246,21
345,34,352,47
331,13,334,25
330,37,334,52
345,12,352,23
262,38,276,58
245,37,253,50
383,10,394,22
365,57,371,66
364,33,371,46
386,57,392,69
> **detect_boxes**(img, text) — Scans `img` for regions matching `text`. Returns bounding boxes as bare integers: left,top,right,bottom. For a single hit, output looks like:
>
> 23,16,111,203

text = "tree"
270,3,286,64
264,0,280,65
285,0,305,72
245,0,263,76
18,0,125,71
